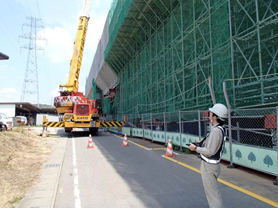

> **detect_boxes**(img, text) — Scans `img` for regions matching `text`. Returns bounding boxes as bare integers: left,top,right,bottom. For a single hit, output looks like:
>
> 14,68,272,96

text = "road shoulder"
18,135,67,208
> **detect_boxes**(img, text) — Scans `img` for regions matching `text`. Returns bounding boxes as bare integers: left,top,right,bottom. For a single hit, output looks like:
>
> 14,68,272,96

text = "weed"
8,196,23,204
30,150,38,153
22,141,30,146
183,147,192,154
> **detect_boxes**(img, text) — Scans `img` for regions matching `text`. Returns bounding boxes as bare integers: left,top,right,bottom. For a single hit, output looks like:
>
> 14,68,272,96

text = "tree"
235,149,242,160
248,152,256,163
263,155,273,167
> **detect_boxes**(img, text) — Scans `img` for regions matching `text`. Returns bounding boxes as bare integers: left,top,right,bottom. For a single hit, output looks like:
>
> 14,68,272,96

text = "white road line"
72,136,81,208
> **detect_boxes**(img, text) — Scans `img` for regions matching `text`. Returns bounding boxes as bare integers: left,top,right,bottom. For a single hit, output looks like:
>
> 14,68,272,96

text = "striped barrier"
43,121,64,127
43,121,124,128
43,121,124,127
100,121,124,127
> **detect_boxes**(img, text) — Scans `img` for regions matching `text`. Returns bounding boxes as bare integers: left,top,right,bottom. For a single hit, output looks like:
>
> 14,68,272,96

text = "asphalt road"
54,130,273,208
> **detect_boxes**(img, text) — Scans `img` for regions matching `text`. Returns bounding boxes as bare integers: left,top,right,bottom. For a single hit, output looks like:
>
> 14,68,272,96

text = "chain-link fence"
111,107,277,150
229,108,277,149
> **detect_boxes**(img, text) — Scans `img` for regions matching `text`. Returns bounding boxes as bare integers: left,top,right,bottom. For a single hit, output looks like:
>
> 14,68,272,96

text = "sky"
0,0,113,105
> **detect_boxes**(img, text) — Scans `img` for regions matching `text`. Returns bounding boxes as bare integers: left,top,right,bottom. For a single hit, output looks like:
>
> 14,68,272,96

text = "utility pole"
20,17,45,106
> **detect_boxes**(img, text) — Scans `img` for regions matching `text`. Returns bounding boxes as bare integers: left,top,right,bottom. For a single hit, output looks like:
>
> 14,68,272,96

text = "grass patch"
8,196,23,204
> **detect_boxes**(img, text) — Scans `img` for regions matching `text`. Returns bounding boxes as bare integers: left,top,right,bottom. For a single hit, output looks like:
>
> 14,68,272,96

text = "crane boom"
80,0,92,17
59,0,92,93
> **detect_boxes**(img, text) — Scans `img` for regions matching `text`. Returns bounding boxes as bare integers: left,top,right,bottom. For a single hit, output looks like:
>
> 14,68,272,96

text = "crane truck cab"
63,100,100,133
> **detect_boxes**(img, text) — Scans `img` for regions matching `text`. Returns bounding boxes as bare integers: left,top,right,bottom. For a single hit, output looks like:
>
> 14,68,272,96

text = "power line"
0,15,27,63
0,16,19,46
25,0,32,16
5,0,21,26
0,28,18,49
0,23,26,65
35,0,42,20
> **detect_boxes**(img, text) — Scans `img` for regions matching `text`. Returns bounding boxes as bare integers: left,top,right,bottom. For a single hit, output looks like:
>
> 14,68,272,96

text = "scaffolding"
229,0,278,108
104,0,278,115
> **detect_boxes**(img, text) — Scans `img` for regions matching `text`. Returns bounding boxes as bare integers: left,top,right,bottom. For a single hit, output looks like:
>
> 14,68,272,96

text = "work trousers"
200,160,224,208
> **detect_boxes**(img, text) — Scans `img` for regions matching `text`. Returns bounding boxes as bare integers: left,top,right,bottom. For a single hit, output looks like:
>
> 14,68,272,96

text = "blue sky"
0,0,113,105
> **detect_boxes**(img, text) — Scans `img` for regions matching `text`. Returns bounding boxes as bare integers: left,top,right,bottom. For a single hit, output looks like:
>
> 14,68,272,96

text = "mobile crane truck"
53,0,101,134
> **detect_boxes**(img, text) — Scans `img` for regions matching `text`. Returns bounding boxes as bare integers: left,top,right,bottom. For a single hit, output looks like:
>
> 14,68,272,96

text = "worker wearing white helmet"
208,103,228,121
189,103,228,208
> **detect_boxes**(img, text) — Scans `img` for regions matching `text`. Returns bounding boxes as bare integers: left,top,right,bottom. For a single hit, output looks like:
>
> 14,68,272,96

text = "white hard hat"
209,103,228,120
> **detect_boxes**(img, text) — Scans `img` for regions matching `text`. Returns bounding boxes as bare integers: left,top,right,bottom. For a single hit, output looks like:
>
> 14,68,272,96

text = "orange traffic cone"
28,123,31,131
165,139,174,157
42,129,47,138
7,124,11,131
87,134,94,148
122,134,129,147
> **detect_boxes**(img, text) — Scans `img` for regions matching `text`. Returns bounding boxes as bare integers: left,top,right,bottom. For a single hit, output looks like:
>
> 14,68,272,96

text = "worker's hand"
188,143,196,151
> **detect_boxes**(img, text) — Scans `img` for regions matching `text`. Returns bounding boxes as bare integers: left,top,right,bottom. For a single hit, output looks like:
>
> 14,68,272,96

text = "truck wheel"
89,128,98,135
65,128,72,133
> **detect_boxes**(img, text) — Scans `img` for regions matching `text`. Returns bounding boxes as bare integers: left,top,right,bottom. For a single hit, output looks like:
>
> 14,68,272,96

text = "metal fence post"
179,111,182,151
223,81,236,168
151,113,153,142
227,108,235,168
236,122,240,143
198,110,201,140
164,112,166,145
142,114,145,140
274,107,278,185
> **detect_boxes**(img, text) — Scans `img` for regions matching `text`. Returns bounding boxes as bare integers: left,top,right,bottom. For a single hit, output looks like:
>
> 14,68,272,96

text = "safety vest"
200,125,226,164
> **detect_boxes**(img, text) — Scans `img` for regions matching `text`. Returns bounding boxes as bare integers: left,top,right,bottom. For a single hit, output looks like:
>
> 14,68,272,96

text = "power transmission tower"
20,17,46,106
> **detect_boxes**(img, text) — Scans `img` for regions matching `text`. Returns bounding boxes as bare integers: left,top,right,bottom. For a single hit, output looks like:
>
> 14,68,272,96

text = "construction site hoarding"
100,0,278,114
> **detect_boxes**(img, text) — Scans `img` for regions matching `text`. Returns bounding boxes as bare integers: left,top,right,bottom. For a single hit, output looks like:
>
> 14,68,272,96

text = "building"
0,102,57,125
0,52,9,60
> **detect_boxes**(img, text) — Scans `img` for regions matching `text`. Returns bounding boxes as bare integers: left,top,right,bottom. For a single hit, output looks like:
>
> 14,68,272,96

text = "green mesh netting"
104,0,278,115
